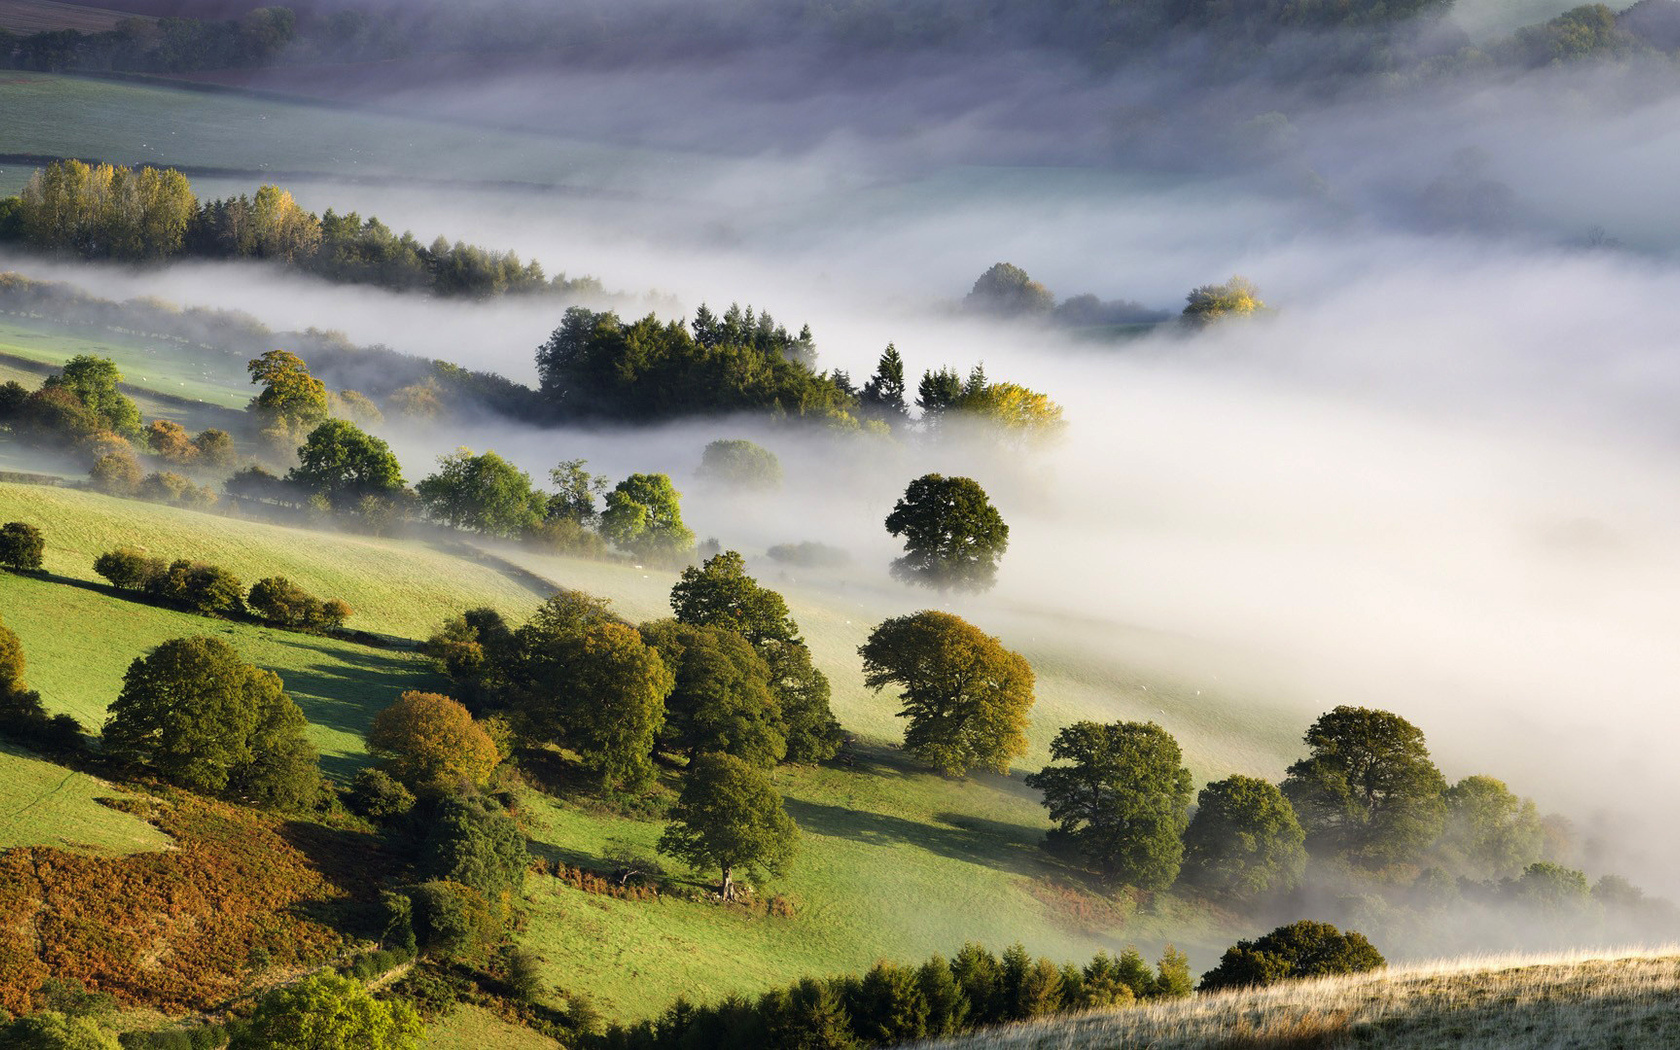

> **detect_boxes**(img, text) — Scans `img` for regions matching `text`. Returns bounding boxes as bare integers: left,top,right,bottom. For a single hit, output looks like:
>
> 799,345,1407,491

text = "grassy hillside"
424,1008,560,1050
0,73,721,197
0,571,440,777
921,948,1680,1049
0,317,252,410
0,483,545,639
0,742,169,853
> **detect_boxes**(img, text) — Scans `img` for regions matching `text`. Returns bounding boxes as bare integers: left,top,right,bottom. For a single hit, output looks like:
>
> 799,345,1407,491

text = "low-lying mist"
9,12,1680,951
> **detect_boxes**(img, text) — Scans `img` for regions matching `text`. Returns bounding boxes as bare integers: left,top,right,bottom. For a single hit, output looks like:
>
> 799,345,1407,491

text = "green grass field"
0,73,722,198
0,741,169,853
424,1007,559,1050
0,484,546,640
0,318,253,411
0,571,440,778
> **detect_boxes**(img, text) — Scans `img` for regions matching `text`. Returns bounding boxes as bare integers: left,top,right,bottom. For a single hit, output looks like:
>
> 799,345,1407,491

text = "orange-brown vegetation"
0,790,382,1013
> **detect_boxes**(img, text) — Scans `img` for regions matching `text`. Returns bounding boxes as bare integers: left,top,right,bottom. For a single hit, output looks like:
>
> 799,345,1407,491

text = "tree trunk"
721,865,734,901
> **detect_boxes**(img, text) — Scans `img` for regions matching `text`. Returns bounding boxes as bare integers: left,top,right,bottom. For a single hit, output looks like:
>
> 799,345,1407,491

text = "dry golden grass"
919,948,1680,1049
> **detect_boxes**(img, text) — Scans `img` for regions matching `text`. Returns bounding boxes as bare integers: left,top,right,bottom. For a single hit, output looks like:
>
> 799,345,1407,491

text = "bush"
94,548,163,590
1199,920,1385,992
138,472,215,508
0,522,44,571
246,577,347,630
143,560,245,616
348,768,416,821
504,947,545,1004
89,451,143,495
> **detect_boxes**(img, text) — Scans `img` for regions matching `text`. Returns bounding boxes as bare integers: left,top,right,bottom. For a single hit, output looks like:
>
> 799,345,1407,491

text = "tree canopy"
42,355,141,437
232,972,422,1050
884,474,1009,592
1179,775,1307,901
640,621,786,767
102,635,318,807
1198,920,1385,992
696,438,783,490
287,419,406,511
859,611,1034,776
965,262,1055,317
1025,721,1194,888
1439,775,1545,880
1181,275,1265,327
416,447,548,537
600,473,695,562
658,751,799,899
1281,706,1446,869
368,691,501,792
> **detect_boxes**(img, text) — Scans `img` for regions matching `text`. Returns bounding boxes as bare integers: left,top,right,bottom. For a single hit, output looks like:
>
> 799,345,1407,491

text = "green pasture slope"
0,317,252,412
0,741,168,853
0,73,728,198
0,482,1256,1023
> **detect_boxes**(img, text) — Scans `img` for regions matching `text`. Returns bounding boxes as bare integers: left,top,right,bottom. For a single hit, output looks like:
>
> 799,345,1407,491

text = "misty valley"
3,0,1680,1048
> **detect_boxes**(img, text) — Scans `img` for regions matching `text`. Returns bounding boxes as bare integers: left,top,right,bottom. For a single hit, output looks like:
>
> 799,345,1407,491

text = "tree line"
0,161,604,300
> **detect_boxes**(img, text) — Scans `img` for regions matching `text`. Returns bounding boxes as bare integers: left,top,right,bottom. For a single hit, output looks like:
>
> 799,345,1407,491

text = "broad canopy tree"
1198,920,1384,992
600,472,695,563
1025,721,1194,888
658,751,799,900
102,635,318,808
416,447,547,537
859,611,1034,777
1179,774,1307,900
287,419,406,511
1281,705,1446,869
885,474,1009,593
368,691,501,793
640,620,786,767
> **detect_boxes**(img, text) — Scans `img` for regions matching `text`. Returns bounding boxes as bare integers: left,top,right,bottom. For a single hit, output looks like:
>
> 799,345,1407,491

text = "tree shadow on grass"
780,796,1050,879
278,818,395,936
254,635,445,780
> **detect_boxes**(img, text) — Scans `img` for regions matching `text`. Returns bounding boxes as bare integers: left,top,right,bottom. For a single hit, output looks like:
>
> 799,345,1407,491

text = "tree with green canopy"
1438,774,1546,880
0,521,44,572
416,447,547,537
1181,275,1265,327
859,611,1034,776
1179,775,1307,900
600,472,695,562
1199,920,1384,991
102,635,318,807
964,262,1055,317
671,551,844,762
42,356,141,437
420,793,528,907
884,474,1009,592
0,1011,121,1050
860,344,909,424
506,596,671,791
231,972,421,1050
287,419,405,511
697,438,783,490
658,751,799,900
640,621,785,767
546,458,608,525
1024,721,1193,887
368,691,501,792
1281,705,1446,868
247,349,329,447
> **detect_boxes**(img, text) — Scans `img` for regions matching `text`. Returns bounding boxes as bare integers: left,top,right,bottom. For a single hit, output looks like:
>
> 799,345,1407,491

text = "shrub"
1199,920,1385,992
348,768,416,821
0,1011,120,1049
230,972,422,1050
504,948,545,1004
138,472,215,508
0,522,44,571
407,880,502,965
89,451,143,495
94,548,163,590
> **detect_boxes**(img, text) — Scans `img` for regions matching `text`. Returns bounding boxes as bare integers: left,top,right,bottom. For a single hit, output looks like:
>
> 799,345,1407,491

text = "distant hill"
917,948,1680,1049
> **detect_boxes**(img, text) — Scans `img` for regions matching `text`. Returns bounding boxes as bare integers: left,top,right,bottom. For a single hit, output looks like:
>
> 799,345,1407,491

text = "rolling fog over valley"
4,0,1680,1044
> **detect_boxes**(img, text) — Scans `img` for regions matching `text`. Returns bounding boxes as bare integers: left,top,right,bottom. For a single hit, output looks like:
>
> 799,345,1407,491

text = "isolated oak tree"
0,521,44,572
1179,775,1307,901
1025,721,1193,888
44,355,142,437
288,419,405,511
696,438,783,491
658,751,799,900
600,472,695,562
859,611,1034,776
885,474,1008,592
1281,706,1446,868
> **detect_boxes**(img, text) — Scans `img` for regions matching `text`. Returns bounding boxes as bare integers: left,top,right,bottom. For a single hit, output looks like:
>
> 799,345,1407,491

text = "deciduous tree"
658,751,799,900
1281,706,1446,868
859,611,1033,776
416,447,547,537
697,438,783,490
1438,774,1545,880
232,972,421,1050
0,521,44,571
884,474,1008,592
1199,920,1384,992
368,691,501,792
288,419,405,510
1025,721,1193,887
600,472,695,562
1179,775,1307,900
